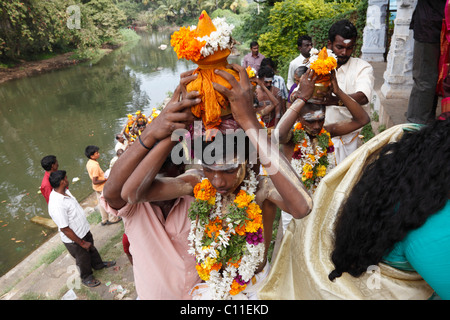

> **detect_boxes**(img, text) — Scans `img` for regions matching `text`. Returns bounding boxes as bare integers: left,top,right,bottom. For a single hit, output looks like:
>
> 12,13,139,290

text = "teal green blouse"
383,200,450,300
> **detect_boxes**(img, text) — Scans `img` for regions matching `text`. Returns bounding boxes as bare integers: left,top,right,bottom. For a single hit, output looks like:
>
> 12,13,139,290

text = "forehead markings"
302,110,325,121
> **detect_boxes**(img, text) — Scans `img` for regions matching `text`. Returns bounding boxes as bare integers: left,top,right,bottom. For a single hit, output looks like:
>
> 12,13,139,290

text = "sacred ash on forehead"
303,110,325,121
343,39,352,44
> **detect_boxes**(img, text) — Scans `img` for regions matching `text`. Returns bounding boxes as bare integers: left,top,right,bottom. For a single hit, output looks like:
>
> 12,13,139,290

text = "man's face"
251,45,259,56
299,40,313,58
328,35,355,66
51,160,59,172
202,162,246,196
299,110,325,137
263,78,273,90
91,151,100,160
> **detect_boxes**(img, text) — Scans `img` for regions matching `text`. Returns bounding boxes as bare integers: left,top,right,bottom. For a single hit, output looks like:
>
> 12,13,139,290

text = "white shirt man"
324,57,374,164
324,20,374,165
287,36,313,89
48,189,90,244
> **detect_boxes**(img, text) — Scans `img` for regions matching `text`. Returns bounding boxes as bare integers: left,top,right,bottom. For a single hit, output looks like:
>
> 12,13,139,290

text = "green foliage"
307,0,368,56
258,0,355,66
0,0,128,64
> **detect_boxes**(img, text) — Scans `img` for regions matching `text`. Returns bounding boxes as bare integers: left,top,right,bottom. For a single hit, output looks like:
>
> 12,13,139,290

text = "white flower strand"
195,17,235,57
188,168,265,300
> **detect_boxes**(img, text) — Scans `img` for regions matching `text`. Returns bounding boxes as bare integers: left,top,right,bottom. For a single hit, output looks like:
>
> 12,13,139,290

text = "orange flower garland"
187,168,265,299
291,122,336,192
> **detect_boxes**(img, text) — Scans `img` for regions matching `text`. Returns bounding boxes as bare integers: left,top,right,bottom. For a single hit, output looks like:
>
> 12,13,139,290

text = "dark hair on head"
297,35,312,47
250,41,259,49
41,155,57,171
193,131,254,165
49,170,66,189
328,19,357,43
260,58,276,70
294,66,308,78
258,65,274,79
328,116,450,281
85,145,99,159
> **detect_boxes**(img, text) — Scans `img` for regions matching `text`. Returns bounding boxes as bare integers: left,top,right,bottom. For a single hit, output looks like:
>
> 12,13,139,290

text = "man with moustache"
324,20,374,165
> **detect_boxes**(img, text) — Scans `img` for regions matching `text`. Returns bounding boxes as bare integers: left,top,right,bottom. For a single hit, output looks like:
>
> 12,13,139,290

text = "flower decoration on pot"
171,11,239,139
308,47,337,103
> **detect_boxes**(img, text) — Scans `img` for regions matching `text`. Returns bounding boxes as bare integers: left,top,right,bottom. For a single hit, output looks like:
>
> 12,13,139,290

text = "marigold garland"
291,122,336,192
170,26,205,62
188,167,265,299
309,47,337,76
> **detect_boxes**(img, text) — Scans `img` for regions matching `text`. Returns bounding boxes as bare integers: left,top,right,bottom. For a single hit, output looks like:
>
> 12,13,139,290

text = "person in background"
48,170,116,288
324,19,374,165
255,65,283,129
241,41,265,73
85,145,121,226
287,35,313,89
287,66,308,108
115,133,129,153
40,155,59,204
407,0,446,124
260,57,289,109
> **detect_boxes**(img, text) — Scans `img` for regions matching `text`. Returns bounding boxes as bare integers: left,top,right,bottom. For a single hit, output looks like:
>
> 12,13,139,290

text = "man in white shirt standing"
287,35,313,89
324,19,374,164
48,170,116,287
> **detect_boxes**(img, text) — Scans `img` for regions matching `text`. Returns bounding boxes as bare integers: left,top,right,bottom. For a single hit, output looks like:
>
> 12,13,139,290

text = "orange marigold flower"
170,26,205,62
234,190,254,208
235,222,246,236
194,179,216,201
205,217,223,238
310,47,337,76
230,279,247,295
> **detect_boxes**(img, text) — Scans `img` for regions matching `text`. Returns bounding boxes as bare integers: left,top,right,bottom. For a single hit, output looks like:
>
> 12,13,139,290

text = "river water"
0,30,240,277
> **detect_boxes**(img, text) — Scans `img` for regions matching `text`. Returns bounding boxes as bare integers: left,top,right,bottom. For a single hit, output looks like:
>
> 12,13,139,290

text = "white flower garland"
308,47,337,64
191,17,235,57
187,166,265,300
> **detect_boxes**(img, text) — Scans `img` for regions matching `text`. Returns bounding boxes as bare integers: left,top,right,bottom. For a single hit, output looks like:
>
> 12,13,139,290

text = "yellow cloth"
258,124,434,300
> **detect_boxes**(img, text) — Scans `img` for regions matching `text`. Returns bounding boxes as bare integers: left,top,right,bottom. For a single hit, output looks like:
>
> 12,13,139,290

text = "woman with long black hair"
329,113,450,299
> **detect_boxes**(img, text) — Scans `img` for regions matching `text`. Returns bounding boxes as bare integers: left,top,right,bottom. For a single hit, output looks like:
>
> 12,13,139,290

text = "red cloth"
40,171,52,204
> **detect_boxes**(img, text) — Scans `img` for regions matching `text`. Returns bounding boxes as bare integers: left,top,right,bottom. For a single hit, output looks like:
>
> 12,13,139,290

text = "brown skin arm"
60,227,92,251
324,70,370,137
92,176,107,185
103,71,200,210
213,64,312,219
276,69,317,144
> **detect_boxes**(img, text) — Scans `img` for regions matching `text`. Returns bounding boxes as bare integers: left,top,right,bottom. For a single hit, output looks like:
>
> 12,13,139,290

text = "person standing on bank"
48,170,116,287
40,155,59,204
85,145,121,226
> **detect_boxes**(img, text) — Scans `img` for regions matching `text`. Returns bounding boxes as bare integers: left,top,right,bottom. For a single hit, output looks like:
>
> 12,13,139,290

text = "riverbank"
0,192,137,300
0,28,140,85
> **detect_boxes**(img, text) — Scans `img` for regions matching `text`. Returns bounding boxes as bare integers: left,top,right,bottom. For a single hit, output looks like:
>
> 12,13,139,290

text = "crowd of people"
38,4,449,300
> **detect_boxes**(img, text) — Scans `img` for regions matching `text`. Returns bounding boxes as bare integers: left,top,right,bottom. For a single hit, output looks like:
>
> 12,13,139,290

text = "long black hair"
328,115,450,281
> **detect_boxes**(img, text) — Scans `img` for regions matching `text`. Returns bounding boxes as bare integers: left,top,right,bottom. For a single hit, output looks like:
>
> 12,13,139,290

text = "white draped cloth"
258,124,434,300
